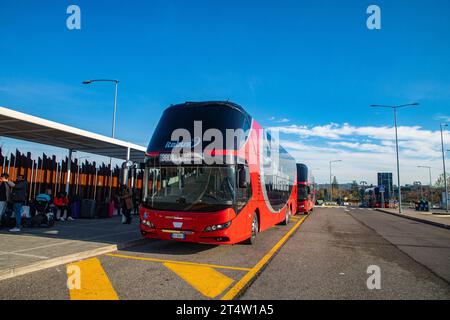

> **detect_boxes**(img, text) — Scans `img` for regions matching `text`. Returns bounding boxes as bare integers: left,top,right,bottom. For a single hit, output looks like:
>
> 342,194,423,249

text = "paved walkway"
0,216,145,281
376,207,450,229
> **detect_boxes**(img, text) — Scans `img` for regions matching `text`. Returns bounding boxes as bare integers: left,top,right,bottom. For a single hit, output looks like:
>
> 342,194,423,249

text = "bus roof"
167,101,252,123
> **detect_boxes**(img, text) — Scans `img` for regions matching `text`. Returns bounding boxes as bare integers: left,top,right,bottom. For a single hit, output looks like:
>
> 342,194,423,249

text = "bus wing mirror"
238,167,247,188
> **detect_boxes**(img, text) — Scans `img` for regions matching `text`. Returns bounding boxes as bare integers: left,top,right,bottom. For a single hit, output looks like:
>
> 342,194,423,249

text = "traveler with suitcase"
10,174,27,232
119,185,133,224
0,173,15,220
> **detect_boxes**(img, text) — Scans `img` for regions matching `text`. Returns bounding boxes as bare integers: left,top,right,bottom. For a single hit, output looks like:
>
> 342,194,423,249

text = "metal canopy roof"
0,106,147,163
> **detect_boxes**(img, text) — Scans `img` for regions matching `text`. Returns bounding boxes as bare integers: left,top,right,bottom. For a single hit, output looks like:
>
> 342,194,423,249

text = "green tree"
350,180,360,201
435,173,450,188
331,176,339,200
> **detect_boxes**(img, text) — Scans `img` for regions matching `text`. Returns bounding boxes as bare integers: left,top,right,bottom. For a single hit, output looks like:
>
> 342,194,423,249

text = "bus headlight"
141,219,155,228
204,221,232,232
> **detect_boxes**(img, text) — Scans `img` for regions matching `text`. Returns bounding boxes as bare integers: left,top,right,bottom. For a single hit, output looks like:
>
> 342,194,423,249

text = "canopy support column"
65,149,73,195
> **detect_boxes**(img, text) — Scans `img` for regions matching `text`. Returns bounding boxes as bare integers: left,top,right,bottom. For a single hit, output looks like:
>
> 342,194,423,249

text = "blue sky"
1,0,450,184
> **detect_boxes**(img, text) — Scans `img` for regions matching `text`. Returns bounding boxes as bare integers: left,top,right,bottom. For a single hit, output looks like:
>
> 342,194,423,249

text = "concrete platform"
0,216,145,281
376,208,450,229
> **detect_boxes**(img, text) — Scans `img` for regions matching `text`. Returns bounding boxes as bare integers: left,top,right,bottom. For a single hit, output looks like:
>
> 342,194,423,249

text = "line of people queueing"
0,172,138,233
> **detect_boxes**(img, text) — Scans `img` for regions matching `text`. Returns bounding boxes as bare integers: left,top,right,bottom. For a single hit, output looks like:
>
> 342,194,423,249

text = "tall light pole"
413,181,423,200
371,103,419,213
360,181,368,205
83,79,119,199
440,124,448,212
417,166,432,204
329,160,342,201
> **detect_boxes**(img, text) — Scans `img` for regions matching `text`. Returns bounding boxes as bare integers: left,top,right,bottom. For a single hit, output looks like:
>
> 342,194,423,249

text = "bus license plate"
171,233,185,240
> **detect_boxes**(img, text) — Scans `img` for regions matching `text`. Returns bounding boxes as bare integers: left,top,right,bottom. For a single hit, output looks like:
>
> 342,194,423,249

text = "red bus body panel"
297,182,315,213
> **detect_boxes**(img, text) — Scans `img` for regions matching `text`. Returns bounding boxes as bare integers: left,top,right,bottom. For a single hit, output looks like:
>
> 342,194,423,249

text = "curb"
0,237,147,282
375,209,450,230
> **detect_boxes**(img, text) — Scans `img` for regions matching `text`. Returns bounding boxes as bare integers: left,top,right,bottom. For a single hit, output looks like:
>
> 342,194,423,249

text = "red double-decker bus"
139,101,297,245
296,163,315,214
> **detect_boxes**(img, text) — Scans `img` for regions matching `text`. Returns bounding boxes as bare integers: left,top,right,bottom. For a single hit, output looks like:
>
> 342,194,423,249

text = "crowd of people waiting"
0,172,140,233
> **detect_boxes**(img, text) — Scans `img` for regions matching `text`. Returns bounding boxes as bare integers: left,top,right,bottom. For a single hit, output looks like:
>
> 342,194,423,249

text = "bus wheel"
244,213,259,245
281,207,291,225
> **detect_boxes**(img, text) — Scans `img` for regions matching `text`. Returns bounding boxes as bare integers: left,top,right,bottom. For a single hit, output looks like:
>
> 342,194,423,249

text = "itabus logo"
173,222,183,229
165,137,201,149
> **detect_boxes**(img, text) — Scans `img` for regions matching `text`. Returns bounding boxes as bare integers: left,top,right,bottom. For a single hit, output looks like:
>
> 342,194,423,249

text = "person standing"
0,173,15,219
10,174,27,232
119,185,133,224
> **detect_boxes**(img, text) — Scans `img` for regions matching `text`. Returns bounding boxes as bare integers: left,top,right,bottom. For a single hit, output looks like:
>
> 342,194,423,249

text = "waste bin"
81,199,96,219
418,200,430,211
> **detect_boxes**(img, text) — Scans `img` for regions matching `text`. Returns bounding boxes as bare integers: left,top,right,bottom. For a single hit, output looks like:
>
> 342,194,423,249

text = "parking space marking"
67,257,119,300
164,262,233,298
0,251,48,259
221,215,308,300
106,253,252,271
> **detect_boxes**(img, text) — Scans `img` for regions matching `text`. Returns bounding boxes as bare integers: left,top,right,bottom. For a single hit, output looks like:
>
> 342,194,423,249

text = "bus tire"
244,213,259,245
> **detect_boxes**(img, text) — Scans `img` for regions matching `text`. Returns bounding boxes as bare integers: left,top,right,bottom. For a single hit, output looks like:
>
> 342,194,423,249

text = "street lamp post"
413,181,423,200
440,124,449,212
329,160,342,202
360,181,368,205
83,79,119,199
417,166,433,205
371,103,419,213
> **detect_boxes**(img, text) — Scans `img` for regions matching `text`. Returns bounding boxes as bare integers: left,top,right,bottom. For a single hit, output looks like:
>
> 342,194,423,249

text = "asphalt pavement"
0,207,449,300
242,207,450,299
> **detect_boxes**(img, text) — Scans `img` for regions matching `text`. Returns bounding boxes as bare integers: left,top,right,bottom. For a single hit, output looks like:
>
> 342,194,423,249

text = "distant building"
377,172,393,200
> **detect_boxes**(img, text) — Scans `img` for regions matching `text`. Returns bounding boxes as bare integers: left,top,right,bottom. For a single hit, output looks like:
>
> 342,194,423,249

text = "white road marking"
0,251,48,259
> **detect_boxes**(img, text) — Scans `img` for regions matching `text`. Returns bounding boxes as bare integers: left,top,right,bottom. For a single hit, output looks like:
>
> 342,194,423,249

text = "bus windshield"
143,166,236,212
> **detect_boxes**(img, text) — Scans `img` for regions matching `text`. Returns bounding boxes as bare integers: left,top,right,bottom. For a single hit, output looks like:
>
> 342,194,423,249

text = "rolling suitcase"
81,199,96,219
97,202,110,218
108,201,114,218
70,201,81,219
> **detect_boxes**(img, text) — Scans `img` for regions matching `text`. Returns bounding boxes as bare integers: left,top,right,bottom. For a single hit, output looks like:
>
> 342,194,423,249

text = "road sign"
379,185,385,193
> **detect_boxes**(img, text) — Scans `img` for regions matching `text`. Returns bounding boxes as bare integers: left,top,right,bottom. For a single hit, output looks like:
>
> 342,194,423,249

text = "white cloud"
273,123,450,185
269,117,290,123
435,114,450,122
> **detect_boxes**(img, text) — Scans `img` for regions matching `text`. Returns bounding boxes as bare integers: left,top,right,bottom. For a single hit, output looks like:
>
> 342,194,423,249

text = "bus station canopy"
0,106,147,163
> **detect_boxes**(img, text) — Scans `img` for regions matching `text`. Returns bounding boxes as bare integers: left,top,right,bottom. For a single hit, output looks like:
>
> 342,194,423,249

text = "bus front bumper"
140,225,235,244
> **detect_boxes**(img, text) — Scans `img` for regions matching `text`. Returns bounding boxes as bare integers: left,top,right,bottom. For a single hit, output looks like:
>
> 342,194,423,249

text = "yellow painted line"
106,253,252,271
164,262,233,298
221,215,308,300
66,258,119,300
